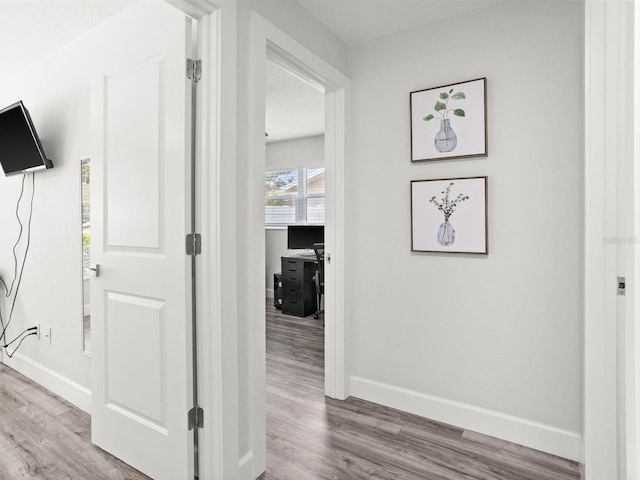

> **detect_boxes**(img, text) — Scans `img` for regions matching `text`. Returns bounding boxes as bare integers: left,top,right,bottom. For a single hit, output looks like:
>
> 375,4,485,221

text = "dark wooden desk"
280,255,318,317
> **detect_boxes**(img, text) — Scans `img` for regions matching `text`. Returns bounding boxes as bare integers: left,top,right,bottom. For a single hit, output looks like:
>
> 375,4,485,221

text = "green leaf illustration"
453,109,465,117
423,114,434,121
434,101,446,112
451,92,466,100
439,92,449,100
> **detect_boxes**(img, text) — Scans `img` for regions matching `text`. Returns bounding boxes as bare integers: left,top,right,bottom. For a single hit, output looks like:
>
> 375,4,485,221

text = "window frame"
265,166,325,227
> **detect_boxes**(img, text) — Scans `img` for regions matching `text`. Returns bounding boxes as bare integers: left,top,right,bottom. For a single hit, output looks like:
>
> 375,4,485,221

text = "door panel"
105,57,164,251
90,3,193,479
105,291,166,430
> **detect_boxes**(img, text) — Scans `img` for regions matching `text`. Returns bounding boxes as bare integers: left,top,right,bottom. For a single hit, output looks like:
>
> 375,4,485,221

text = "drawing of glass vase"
437,219,455,246
434,119,458,153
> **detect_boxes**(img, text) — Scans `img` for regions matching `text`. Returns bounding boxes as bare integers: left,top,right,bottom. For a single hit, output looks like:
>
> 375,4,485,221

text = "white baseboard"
3,353,91,413
350,375,583,463
266,288,274,299
239,450,254,480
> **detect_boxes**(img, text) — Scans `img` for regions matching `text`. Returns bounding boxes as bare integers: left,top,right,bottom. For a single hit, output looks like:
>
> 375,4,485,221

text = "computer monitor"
287,225,324,250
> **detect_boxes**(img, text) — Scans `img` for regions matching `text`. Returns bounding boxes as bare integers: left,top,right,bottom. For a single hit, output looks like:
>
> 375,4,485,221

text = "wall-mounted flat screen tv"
0,101,53,176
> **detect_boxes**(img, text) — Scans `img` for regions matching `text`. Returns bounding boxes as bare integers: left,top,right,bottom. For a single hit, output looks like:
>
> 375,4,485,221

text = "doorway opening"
263,55,327,468
247,16,350,475
264,54,326,317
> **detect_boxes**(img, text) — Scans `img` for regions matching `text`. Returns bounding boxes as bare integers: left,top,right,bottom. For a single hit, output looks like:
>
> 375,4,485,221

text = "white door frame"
263,40,349,400
165,2,241,479
633,7,640,478
584,1,636,478
154,4,349,479
247,12,349,477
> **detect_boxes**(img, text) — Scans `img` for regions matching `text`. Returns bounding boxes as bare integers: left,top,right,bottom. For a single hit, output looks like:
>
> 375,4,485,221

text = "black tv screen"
0,101,53,176
287,225,324,250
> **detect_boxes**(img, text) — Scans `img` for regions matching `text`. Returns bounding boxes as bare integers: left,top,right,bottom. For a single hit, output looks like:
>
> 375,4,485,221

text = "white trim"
323,88,348,400
266,42,326,93
584,1,635,478
633,5,640,479
350,375,583,463
193,5,241,480
238,451,254,480
248,15,268,475
265,288,274,299
622,1,638,477
166,0,219,19
166,2,240,480
248,12,350,477
3,354,91,413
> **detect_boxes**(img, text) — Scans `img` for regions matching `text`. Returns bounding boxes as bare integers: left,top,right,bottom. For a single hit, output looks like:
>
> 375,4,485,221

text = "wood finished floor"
0,304,582,480
0,363,149,480
259,300,581,480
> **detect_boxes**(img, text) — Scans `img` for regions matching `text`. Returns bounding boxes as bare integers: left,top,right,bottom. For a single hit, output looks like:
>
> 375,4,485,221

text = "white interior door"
89,4,194,479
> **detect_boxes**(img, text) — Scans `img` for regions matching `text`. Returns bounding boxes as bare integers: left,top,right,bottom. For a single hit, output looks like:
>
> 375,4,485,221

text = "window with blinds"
265,167,325,226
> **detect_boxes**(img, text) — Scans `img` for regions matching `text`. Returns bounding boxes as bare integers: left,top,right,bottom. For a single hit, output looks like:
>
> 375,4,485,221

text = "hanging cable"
0,173,36,354
0,174,27,297
4,330,37,358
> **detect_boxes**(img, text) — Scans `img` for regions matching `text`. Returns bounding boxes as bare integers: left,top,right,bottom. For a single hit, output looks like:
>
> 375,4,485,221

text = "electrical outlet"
42,327,51,344
35,322,41,340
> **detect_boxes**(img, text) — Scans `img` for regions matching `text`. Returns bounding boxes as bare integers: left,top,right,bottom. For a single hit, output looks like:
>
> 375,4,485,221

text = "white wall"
265,135,324,297
0,0,587,472
0,2,179,413
346,0,584,461
266,134,324,170
0,25,92,407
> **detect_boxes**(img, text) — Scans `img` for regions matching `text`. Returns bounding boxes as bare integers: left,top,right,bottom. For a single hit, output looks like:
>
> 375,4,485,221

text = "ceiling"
0,0,134,86
265,60,325,144
267,0,503,143
297,0,503,46
0,0,504,142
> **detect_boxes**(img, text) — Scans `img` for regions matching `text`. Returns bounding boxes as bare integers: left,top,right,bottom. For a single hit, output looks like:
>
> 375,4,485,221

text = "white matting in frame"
411,177,488,254
410,78,487,162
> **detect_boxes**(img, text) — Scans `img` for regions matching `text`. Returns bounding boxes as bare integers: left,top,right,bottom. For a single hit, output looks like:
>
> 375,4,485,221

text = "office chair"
312,242,324,320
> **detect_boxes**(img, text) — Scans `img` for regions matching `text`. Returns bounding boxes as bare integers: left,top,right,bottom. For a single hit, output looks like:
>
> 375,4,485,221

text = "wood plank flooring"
0,302,581,480
0,363,149,480
259,300,581,480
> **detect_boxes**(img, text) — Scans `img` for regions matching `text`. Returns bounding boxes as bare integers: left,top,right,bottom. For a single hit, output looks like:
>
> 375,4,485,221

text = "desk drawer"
280,255,318,317
282,277,302,293
282,287,302,302
282,299,305,316
282,259,304,281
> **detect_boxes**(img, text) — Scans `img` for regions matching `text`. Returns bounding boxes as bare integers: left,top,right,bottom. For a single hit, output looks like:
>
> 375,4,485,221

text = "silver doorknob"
88,264,100,277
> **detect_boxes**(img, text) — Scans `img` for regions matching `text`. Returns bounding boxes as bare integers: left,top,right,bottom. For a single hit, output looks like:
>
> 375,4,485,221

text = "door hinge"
618,276,626,296
186,58,202,83
188,405,204,430
186,233,202,255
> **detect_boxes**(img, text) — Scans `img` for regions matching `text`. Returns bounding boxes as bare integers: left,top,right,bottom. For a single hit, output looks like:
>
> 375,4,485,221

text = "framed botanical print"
410,78,487,162
411,176,488,254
